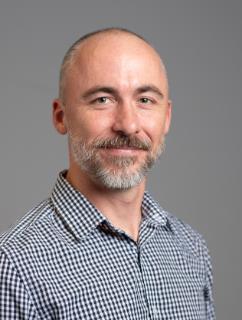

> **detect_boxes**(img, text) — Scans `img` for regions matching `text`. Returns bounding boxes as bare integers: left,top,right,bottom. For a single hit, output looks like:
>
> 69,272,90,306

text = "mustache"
93,136,151,151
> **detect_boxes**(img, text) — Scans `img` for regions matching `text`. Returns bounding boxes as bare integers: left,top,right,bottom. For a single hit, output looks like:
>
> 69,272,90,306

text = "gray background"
0,0,241,318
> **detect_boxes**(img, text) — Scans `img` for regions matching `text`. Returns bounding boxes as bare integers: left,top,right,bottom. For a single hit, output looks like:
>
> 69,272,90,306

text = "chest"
29,228,207,319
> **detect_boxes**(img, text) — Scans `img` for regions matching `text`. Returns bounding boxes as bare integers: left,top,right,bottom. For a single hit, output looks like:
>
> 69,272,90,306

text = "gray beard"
69,135,165,190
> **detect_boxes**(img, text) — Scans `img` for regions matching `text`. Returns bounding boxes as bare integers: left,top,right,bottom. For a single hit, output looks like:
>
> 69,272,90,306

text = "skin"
52,32,172,242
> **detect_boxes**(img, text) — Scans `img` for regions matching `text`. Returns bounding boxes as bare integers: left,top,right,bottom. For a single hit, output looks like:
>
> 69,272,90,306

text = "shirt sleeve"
0,250,39,319
201,238,216,319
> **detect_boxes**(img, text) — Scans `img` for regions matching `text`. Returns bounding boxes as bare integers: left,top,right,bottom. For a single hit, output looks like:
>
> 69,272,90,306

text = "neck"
66,167,146,242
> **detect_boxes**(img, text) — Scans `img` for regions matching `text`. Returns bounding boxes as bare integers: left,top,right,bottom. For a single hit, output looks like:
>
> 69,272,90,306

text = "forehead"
65,33,167,94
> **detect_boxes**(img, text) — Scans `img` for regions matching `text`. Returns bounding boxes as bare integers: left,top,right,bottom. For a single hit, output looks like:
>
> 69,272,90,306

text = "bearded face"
69,133,165,190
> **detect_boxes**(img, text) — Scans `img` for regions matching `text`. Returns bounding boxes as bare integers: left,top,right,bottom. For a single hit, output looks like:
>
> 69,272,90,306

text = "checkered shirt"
0,171,215,319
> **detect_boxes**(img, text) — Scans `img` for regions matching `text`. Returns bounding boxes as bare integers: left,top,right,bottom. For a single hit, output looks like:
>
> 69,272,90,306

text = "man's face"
55,33,171,190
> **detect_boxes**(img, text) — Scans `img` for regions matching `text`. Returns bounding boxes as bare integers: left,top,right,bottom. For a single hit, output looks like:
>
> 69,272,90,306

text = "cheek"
68,111,113,141
142,113,167,142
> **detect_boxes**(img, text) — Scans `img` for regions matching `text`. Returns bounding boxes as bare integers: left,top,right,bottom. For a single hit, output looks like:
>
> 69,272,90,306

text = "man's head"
53,28,172,190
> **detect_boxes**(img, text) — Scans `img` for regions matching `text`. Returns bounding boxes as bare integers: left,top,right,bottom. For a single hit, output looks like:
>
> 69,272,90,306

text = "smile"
100,147,146,156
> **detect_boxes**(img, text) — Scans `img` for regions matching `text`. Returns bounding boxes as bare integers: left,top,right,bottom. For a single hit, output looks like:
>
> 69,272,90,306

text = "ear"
164,99,172,135
52,99,68,135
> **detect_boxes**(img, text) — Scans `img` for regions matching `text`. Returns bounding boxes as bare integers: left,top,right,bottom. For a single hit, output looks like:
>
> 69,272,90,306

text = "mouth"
103,145,143,149
99,146,146,156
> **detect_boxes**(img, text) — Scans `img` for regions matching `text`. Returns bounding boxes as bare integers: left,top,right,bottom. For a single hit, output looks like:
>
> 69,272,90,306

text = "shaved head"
58,27,168,102
53,27,172,190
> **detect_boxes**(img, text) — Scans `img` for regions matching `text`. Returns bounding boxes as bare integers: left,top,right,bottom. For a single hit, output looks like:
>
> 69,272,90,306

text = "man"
0,28,215,319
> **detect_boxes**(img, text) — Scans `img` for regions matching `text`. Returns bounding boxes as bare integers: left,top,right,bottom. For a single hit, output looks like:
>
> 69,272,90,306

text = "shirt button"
155,214,165,223
152,306,159,318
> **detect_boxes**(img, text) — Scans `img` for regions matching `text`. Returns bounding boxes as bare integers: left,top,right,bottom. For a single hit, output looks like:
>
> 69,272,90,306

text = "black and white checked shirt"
0,171,215,319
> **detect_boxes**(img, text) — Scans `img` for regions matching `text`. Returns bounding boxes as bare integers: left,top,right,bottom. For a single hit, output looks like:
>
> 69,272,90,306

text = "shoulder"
0,201,52,319
0,198,54,255
167,211,203,240
144,192,209,258
164,209,211,263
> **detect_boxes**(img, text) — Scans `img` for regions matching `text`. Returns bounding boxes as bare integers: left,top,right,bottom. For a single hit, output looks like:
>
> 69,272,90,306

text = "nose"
112,102,141,136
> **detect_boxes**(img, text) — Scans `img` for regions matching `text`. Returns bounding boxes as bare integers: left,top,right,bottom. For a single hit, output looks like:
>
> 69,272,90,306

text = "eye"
138,97,154,104
93,96,113,104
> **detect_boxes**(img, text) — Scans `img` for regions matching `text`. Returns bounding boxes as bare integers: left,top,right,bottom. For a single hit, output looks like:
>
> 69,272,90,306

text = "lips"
99,143,148,151
102,146,143,150
99,147,145,157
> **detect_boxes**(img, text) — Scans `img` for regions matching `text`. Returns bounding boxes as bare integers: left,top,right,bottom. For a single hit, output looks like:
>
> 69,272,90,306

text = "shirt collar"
50,170,170,241
141,191,169,227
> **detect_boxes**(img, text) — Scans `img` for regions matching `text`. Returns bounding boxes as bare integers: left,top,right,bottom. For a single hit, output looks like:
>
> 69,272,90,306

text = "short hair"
58,27,167,101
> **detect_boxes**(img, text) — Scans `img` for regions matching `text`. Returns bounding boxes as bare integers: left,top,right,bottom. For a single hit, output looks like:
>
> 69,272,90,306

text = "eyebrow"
135,85,164,99
82,86,117,99
81,84,164,100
